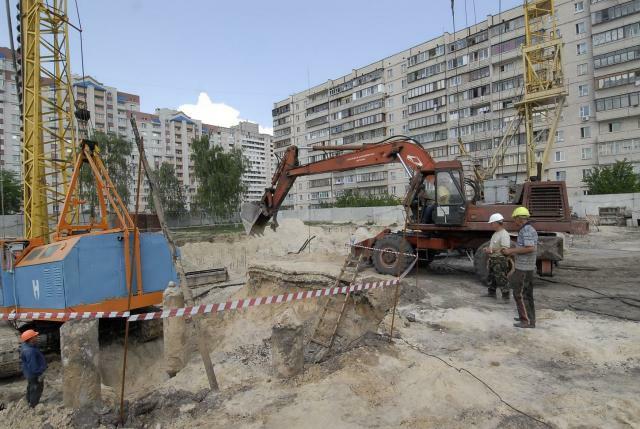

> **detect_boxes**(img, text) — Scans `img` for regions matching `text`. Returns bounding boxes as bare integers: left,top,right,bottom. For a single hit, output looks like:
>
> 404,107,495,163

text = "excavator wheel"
372,234,415,276
473,241,490,285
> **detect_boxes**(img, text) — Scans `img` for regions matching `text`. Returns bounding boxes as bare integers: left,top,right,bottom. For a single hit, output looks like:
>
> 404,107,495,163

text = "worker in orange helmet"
20,329,47,407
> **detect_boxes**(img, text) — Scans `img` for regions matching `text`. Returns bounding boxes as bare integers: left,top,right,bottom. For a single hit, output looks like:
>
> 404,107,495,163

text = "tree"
149,162,187,218
0,169,22,214
333,191,402,208
79,132,133,215
583,159,640,195
191,136,247,218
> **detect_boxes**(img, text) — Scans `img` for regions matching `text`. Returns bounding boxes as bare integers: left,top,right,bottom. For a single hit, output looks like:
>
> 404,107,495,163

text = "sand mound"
179,219,376,278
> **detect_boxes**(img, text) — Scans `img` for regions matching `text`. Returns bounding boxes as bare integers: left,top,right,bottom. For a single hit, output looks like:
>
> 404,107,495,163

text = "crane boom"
241,138,445,234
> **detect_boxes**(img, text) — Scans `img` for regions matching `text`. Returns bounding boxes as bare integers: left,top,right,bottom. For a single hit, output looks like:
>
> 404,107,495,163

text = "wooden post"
130,116,219,391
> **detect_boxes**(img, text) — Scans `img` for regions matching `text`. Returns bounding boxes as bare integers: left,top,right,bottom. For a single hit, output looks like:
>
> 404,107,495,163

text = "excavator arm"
241,137,437,234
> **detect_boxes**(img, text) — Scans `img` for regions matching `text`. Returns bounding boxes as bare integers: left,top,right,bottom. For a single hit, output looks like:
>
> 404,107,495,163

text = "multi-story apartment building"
0,62,273,213
202,121,273,201
272,0,640,210
0,47,22,176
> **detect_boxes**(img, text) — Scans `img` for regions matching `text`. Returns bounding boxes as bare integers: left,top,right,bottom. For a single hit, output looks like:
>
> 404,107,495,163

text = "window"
554,151,565,162
608,121,622,132
577,63,588,75
592,22,640,46
582,169,591,180
387,69,393,78
580,126,591,138
448,75,462,87
594,46,640,69
387,98,394,108
597,69,640,89
556,171,567,181
576,22,586,34
575,1,584,12
596,91,640,111
580,105,591,117
581,147,593,160
579,84,589,96
576,42,588,55
556,130,565,142
592,1,640,25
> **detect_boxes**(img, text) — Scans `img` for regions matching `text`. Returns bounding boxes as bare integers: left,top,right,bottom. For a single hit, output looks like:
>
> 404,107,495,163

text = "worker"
19,329,47,407
437,186,450,205
501,207,538,329
483,213,512,299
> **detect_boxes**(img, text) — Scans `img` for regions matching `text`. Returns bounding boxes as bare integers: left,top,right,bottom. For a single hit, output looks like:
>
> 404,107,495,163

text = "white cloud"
259,125,274,135
178,92,272,135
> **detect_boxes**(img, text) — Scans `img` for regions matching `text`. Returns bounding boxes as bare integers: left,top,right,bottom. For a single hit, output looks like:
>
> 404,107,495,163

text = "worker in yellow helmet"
501,206,538,328
437,186,450,205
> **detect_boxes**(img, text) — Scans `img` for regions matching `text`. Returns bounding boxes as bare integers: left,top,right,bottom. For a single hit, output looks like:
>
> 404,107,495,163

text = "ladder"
310,252,363,351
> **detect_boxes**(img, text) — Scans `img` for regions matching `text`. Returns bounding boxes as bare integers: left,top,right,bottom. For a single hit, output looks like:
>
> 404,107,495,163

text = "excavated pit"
201,261,405,366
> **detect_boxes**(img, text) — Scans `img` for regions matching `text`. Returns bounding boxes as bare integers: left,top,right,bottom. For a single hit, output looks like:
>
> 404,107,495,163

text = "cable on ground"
397,338,553,429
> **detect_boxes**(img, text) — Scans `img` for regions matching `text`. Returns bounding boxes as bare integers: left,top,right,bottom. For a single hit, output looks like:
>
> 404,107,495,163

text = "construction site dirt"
1,219,639,428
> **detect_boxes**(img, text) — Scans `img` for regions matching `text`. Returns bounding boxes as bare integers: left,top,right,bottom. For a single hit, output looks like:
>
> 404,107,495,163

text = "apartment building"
0,47,21,176
0,61,273,212
202,121,273,202
272,0,640,209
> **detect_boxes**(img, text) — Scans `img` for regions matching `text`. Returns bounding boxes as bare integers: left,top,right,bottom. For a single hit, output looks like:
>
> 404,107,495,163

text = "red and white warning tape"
127,278,400,321
3,254,418,322
0,310,129,321
347,243,417,258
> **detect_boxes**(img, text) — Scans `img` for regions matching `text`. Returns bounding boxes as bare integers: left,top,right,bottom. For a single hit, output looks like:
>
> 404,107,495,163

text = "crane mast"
18,0,77,243
517,0,567,180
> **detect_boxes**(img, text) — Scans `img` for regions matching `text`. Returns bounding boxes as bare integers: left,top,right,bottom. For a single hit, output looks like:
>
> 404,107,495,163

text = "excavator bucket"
240,202,271,235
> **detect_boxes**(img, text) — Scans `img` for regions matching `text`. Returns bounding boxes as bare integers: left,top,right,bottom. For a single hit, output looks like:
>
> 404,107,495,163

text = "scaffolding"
19,0,77,242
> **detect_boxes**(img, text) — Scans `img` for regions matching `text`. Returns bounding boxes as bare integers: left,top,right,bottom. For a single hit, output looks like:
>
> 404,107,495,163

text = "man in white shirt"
483,213,512,299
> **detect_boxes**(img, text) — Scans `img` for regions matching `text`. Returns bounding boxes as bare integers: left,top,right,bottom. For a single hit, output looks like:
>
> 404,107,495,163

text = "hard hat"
20,329,39,342
512,207,531,218
488,213,504,224
167,281,176,288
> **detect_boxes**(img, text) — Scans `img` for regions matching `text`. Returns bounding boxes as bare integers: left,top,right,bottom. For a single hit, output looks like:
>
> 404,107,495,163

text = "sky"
1,0,522,134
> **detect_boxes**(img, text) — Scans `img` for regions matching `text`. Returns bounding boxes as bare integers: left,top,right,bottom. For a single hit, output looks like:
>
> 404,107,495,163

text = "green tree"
583,159,640,195
0,169,22,214
191,136,247,217
333,191,402,208
149,162,187,218
79,132,132,215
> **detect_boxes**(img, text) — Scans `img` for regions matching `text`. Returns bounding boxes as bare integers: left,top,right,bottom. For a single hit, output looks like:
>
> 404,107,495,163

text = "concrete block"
163,282,186,377
60,319,101,408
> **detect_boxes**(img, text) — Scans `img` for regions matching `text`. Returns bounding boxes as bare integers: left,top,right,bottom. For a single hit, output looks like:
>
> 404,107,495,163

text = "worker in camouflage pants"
484,213,512,299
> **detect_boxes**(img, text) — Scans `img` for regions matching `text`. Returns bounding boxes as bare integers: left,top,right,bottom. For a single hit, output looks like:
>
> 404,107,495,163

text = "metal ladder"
310,252,363,351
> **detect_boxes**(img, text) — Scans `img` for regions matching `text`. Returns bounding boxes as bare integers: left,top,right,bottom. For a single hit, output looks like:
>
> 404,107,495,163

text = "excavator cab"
433,168,466,226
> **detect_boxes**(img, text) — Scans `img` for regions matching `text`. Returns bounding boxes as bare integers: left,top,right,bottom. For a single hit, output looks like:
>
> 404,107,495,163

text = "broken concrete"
60,319,101,409
163,282,186,376
271,308,304,378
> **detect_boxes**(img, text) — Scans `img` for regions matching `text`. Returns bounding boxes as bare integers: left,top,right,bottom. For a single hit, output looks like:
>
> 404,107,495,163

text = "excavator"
241,136,588,278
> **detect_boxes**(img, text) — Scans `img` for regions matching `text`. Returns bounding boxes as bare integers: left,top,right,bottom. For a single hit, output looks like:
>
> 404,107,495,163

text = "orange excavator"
242,136,588,278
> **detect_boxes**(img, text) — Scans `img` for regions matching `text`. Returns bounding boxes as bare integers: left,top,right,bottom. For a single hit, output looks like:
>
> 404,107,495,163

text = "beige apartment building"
0,63,272,213
272,0,640,210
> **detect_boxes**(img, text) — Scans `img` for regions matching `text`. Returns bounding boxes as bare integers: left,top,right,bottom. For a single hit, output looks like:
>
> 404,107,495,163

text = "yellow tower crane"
18,0,77,243
516,0,567,180
454,0,566,189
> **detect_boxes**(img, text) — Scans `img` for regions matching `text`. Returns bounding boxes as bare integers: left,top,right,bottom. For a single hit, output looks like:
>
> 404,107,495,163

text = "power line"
398,338,553,428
